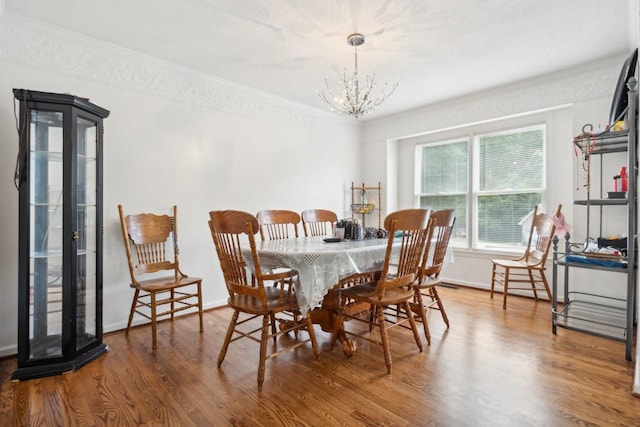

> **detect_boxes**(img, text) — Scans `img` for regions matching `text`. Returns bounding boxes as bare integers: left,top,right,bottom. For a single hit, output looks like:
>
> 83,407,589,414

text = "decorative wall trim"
0,13,343,131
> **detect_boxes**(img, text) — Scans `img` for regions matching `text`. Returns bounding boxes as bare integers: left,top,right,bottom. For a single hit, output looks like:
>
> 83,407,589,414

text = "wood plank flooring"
1,286,639,426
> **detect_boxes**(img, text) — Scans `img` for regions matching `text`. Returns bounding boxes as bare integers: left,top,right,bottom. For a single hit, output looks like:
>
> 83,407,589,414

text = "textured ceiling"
2,0,634,120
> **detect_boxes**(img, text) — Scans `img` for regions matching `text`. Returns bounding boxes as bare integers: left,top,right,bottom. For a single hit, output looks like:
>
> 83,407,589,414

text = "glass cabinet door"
29,110,64,359
76,117,98,350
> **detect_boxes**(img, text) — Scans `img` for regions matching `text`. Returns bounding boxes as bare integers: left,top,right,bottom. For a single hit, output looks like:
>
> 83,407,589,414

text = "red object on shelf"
620,166,628,192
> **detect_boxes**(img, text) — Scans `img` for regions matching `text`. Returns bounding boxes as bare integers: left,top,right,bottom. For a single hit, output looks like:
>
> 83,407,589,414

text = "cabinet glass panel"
76,117,98,350
28,110,63,359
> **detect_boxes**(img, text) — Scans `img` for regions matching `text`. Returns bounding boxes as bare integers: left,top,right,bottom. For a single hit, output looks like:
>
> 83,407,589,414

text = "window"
416,139,468,247
416,124,546,250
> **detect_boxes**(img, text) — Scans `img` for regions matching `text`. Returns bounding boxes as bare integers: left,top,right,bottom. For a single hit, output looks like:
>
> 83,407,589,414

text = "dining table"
244,235,454,354
248,236,391,313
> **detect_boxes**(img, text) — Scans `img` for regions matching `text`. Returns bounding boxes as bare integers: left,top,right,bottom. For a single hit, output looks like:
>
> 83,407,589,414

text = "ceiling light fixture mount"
318,33,398,119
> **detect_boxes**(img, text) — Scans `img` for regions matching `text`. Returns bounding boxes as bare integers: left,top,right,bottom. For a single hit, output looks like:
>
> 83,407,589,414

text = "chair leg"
540,269,552,300
376,306,392,374
197,281,204,333
404,301,423,353
218,310,239,368
528,269,538,300
490,263,497,299
430,287,449,328
414,291,431,345
258,315,270,392
170,289,175,321
151,292,158,350
269,313,277,342
126,289,140,334
502,267,509,309
304,313,320,359
368,305,377,332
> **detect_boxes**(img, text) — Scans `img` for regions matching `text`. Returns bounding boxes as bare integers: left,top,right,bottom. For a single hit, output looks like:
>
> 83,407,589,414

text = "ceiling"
2,0,635,120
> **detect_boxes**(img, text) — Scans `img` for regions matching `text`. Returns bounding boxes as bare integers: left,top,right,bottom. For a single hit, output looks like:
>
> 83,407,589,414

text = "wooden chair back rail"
306,222,330,237
125,214,173,243
395,230,428,277
132,243,177,274
264,223,294,240
208,216,268,305
256,209,301,241
368,211,432,292
420,209,456,280
521,204,560,264
431,228,452,269
301,209,338,237
214,232,249,286
134,242,167,263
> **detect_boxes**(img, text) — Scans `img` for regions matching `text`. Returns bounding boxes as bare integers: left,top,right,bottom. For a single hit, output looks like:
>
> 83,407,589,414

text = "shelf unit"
351,182,382,229
551,78,637,361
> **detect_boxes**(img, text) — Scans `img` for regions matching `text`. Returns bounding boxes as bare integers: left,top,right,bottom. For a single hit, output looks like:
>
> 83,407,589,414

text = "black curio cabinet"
12,89,110,380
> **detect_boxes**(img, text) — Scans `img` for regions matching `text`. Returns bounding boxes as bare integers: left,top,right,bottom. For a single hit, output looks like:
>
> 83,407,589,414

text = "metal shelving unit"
350,182,382,229
551,78,637,361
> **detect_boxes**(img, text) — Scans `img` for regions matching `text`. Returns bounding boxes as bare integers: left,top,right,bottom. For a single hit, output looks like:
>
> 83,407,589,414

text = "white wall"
0,16,360,357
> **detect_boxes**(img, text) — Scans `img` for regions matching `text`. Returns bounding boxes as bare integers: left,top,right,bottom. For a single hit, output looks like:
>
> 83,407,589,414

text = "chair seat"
491,258,542,269
228,286,299,314
341,281,415,305
413,276,441,290
133,275,202,292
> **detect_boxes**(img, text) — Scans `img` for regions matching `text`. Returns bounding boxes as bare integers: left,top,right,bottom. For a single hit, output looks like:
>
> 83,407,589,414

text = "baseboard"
0,344,17,359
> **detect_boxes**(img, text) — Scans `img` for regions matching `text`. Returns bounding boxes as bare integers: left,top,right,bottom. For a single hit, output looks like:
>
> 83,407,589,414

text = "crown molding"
0,13,345,131
364,55,622,140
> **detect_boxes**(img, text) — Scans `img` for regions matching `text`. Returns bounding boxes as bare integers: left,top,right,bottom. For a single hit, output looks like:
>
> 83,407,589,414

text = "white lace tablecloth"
247,237,391,314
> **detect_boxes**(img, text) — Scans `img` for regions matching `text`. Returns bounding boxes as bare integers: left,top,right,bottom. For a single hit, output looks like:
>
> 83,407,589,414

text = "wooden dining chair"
332,208,432,373
411,209,456,344
301,209,338,237
117,205,204,350
490,204,562,309
208,210,319,391
255,209,301,296
256,209,300,241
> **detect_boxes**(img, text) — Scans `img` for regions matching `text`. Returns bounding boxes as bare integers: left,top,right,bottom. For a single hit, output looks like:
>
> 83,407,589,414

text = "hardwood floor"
1,286,639,426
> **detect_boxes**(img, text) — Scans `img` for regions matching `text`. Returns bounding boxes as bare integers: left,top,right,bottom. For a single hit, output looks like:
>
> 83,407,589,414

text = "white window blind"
417,139,469,247
476,125,545,249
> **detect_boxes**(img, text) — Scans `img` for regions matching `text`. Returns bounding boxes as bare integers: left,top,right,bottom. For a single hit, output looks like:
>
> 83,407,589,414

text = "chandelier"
318,33,398,119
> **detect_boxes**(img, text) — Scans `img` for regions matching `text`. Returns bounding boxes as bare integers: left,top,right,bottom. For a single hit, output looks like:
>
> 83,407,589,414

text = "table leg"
309,288,369,357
